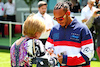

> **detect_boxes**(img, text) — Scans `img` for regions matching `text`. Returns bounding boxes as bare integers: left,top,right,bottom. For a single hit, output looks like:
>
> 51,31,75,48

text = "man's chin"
42,13,45,15
60,24,67,28
60,24,65,27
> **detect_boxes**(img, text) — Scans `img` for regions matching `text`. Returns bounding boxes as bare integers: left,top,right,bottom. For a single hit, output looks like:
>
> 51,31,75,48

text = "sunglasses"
91,3,94,6
53,13,66,21
90,2,95,6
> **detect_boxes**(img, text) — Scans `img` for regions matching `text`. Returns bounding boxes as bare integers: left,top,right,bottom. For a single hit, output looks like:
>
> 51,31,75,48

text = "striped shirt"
45,18,94,67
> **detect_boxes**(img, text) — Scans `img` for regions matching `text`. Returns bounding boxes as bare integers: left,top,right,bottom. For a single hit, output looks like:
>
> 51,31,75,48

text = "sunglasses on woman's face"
53,13,66,21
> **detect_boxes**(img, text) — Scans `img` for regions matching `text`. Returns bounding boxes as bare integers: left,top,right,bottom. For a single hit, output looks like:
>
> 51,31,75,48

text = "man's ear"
66,10,70,15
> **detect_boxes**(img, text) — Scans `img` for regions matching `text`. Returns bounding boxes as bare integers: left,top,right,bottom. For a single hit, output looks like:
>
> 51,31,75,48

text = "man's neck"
65,17,73,28
88,4,93,10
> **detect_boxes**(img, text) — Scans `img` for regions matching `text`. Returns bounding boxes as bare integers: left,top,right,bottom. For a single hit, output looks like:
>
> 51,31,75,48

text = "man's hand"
57,54,63,64
82,19,88,23
46,29,51,32
47,48,57,57
92,9,100,18
47,48,54,55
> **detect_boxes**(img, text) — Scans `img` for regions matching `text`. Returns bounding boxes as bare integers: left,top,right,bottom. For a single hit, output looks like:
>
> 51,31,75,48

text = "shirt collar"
59,18,78,28
37,11,46,17
87,5,94,11
68,18,78,28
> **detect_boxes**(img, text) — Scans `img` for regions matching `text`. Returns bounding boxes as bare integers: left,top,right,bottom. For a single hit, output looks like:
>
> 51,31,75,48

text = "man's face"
38,5,47,15
53,8,67,27
8,0,12,3
88,1,95,8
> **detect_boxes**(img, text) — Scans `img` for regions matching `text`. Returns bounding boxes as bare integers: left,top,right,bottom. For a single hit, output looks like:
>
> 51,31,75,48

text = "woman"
10,13,46,67
10,13,58,67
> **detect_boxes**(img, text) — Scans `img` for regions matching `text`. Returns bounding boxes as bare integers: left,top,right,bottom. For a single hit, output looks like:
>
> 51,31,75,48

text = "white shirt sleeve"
81,8,86,21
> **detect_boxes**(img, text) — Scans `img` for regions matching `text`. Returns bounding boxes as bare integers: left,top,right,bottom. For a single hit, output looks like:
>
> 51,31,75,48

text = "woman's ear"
35,32,38,38
35,32,42,39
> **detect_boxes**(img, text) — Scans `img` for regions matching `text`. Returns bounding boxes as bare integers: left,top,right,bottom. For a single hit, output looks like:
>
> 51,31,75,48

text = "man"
34,1,54,45
95,1,100,61
45,2,94,67
93,16,100,61
81,0,96,23
85,9,100,29
0,0,5,38
81,0,97,61
4,0,16,37
81,0,96,35
86,9,100,60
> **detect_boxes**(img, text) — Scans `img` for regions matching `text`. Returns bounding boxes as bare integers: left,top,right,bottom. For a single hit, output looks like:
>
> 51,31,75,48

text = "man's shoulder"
34,13,41,18
4,2,10,6
95,16,100,19
81,6,88,12
92,6,96,10
94,16,100,24
52,24,60,30
74,19,88,29
45,13,52,17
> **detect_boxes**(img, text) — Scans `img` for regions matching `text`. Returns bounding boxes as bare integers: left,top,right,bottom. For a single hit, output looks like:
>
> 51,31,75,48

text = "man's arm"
82,19,88,23
85,9,100,29
57,28,94,66
85,16,95,29
81,8,87,23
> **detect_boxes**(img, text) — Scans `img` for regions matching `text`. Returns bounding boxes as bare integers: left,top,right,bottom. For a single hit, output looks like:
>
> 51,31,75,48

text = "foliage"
24,0,36,13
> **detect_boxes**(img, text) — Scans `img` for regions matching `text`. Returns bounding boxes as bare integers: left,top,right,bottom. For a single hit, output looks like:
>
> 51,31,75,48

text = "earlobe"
68,10,70,15
66,10,70,15
35,32,38,38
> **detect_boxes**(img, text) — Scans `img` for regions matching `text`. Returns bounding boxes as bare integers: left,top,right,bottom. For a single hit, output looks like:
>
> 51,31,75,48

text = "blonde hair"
22,13,46,37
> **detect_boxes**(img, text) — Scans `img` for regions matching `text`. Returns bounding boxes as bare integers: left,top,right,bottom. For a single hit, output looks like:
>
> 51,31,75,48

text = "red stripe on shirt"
47,37,81,48
82,65,90,67
47,38,93,48
47,37,53,44
67,56,85,66
81,39,93,46
60,65,90,67
53,41,81,48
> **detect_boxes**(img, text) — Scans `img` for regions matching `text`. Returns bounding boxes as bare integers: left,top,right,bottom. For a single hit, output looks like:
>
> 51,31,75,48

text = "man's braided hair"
54,2,69,12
